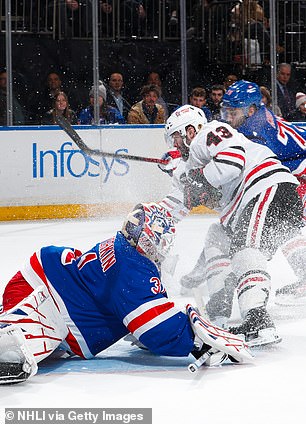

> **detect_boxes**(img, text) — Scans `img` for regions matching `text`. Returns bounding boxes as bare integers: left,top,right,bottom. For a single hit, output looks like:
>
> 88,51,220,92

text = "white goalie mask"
165,105,207,149
122,203,176,265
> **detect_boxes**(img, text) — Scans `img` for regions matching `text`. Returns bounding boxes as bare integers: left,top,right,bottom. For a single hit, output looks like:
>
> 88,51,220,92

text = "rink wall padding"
0,125,216,221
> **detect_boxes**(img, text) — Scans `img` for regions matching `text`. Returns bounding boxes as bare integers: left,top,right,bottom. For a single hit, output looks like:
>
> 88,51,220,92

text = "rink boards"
0,124,215,221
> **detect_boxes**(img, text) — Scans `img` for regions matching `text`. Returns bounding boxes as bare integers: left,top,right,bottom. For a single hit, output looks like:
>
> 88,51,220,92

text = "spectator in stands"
78,81,125,125
260,86,282,117
146,72,170,119
290,92,306,122
223,74,238,90
106,73,131,121
189,87,212,121
28,70,85,124
41,91,78,125
119,1,146,37
276,63,296,120
206,84,225,120
28,71,63,124
127,84,165,124
0,70,25,126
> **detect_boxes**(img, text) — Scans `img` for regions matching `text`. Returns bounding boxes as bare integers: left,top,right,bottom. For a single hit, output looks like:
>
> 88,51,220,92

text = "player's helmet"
221,80,262,128
222,80,262,109
122,203,176,265
165,105,207,148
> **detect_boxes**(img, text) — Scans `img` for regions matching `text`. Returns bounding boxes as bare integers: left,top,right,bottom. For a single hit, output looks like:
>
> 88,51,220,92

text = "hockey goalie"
0,203,253,384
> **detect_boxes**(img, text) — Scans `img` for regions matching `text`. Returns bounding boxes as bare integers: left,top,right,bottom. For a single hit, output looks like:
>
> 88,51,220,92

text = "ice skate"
206,288,233,328
275,280,306,306
229,306,282,347
180,265,205,295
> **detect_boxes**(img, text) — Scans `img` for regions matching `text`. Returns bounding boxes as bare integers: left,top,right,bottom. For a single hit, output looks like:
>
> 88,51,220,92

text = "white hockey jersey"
185,121,298,230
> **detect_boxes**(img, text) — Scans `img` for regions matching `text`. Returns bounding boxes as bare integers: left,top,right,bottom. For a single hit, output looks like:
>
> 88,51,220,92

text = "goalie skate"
229,306,282,348
274,281,306,307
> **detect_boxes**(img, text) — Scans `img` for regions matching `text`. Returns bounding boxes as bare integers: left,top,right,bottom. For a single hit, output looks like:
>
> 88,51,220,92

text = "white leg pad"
0,325,38,380
0,285,68,364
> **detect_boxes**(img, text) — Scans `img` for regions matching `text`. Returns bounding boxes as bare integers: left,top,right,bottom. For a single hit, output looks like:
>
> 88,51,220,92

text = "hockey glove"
157,149,182,177
183,168,222,210
187,304,253,365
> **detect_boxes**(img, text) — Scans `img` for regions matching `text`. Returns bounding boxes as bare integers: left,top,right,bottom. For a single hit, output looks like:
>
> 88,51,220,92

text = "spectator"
106,73,131,121
223,74,238,90
290,92,306,122
41,91,78,125
0,70,25,126
146,72,170,119
127,84,166,124
119,1,146,37
78,81,125,125
206,84,225,120
276,63,296,120
189,87,212,121
260,86,282,117
229,0,283,66
27,71,63,124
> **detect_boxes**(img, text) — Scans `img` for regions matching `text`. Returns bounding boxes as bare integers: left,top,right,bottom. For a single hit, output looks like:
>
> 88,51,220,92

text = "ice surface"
0,215,305,423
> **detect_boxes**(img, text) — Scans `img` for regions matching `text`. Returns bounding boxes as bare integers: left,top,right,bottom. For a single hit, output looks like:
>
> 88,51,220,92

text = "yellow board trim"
0,204,217,221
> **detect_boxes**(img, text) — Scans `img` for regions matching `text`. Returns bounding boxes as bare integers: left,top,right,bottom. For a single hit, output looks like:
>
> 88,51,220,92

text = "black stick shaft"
56,115,168,165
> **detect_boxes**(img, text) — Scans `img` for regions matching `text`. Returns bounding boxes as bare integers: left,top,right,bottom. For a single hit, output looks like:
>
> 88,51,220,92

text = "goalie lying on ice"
0,203,253,384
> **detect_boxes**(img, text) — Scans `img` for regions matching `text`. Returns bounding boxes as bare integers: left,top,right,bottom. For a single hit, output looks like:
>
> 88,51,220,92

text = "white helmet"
165,105,207,147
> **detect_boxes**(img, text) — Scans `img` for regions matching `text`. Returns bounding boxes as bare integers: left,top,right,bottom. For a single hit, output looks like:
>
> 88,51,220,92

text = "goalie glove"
183,168,222,210
157,149,182,177
187,304,253,366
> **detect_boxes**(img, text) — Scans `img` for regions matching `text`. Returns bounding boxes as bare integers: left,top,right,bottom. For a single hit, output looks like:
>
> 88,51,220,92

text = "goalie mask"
122,203,176,265
165,105,207,159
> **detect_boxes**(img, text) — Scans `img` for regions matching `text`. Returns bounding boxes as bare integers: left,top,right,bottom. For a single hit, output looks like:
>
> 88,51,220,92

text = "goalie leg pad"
0,285,68,364
0,326,38,384
187,304,253,364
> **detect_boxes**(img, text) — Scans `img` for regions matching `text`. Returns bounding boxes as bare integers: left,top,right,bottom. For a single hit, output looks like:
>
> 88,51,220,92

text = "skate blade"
246,328,282,348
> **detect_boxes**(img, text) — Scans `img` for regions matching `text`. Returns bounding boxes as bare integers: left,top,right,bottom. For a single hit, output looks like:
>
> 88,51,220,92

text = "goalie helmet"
165,105,207,148
122,203,176,265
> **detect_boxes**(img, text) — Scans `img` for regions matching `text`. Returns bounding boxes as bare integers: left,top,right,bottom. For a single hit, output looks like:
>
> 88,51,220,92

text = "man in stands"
127,84,166,124
0,203,252,384
106,72,132,121
189,87,212,122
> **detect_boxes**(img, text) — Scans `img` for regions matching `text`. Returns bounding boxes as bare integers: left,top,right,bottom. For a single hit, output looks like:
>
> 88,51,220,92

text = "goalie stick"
56,115,168,165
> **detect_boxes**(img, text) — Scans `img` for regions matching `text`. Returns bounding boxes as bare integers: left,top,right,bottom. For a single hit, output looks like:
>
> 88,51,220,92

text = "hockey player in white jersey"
162,105,304,346
178,82,306,308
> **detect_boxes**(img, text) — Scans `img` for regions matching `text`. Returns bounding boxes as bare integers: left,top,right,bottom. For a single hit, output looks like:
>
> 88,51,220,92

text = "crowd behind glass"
1,0,306,125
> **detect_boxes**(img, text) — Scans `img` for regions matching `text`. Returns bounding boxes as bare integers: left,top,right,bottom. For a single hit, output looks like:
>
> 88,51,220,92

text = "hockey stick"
56,115,168,165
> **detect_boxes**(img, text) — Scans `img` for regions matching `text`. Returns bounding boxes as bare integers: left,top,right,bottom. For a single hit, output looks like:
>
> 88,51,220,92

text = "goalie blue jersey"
22,232,194,359
238,105,306,177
